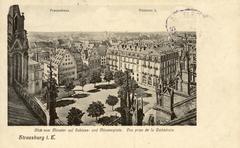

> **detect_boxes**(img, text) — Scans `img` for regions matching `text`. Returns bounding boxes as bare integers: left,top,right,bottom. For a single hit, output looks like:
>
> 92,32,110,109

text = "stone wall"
14,80,49,125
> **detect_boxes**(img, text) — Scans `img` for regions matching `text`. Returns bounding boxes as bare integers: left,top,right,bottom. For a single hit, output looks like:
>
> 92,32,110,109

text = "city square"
7,5,197,126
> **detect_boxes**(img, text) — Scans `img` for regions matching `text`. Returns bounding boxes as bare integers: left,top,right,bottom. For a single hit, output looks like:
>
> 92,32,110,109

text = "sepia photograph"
7,4,198,126
1,0,240,148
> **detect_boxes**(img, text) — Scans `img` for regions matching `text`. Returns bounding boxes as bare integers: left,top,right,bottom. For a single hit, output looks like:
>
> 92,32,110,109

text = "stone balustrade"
14,80,49,125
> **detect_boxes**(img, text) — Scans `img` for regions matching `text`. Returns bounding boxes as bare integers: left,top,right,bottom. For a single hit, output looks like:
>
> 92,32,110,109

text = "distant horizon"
28,30,195,33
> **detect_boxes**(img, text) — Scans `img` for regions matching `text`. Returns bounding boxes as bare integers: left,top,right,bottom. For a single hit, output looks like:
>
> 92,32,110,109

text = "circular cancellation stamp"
165,8,207,37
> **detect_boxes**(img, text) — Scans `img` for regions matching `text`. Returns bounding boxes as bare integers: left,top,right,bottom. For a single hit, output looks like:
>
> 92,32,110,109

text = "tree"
137,108,144,125
44,76,59,125
116,71,139,125
129,78,138,104
89,70,102,87
87,101,105,121
79,76,87,91
106,95,118,110
43,78,59,110
135,88,145,125
114,70,125,86
117,86,128,125
82,63,89,72
67,107,85,125
65,79,75,95
97,116,111,125
98,115,120,125
106,95,119,111
104,70,113,84
59,79,66,86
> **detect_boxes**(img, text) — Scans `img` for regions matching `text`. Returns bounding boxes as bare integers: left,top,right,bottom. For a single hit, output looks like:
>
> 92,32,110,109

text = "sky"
20,4,199,32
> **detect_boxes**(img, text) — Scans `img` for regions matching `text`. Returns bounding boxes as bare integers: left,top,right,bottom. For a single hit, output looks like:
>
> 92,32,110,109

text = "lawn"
55,81,157,125
56,81,121,125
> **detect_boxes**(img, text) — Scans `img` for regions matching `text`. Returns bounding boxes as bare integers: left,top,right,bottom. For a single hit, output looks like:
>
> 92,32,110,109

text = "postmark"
165,8,207,37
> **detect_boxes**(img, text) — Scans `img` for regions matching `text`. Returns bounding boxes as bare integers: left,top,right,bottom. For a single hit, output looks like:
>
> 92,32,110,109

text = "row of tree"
67,95,119,125
78,68,114,91
60,68,114,93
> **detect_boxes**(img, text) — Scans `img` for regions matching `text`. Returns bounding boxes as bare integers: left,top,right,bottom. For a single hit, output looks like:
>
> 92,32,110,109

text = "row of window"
108,51,178,62
61,66,76,71
161,53,178,61
108,57,176,68
142,75,159,86
161,65,176,75
63,62,73,65
162,59,177,68
142,76,154,86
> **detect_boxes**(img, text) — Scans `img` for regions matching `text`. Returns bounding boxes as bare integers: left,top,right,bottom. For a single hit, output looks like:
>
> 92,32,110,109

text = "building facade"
88,48,101,70
97,45,107,67
43,48,77,84
70,48,83,78
106,42,179,88
81,45,101,70
28,59,43,94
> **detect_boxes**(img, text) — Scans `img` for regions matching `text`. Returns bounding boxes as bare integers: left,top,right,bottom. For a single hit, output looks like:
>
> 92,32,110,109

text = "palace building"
106,41,179,88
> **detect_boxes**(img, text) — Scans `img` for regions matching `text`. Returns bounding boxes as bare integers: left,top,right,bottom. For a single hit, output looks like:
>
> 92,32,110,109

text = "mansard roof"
108,42,177,57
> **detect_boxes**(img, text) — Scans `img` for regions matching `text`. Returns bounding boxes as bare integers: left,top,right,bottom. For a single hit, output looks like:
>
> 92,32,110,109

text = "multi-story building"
81,44,102,70
28,59,42,94
43,48,77,84
106,42,179,88
88,47,101,70
70,48,83,78
31,50,50,63
97,45,107,67
29,41,54,62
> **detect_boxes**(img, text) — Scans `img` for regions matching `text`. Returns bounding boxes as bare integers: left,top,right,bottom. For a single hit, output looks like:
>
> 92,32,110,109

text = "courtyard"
53,79,189,125
55,80,160,125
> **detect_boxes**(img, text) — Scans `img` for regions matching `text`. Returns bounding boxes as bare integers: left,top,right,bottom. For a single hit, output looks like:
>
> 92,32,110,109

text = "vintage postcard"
6,4,199,126
0,0,240,148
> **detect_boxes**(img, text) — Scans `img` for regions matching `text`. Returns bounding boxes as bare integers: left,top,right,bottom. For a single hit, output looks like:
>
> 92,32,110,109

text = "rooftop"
108,42,177,56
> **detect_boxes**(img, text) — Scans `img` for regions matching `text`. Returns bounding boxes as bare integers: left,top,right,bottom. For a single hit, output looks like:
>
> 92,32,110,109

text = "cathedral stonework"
8,5,29,86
